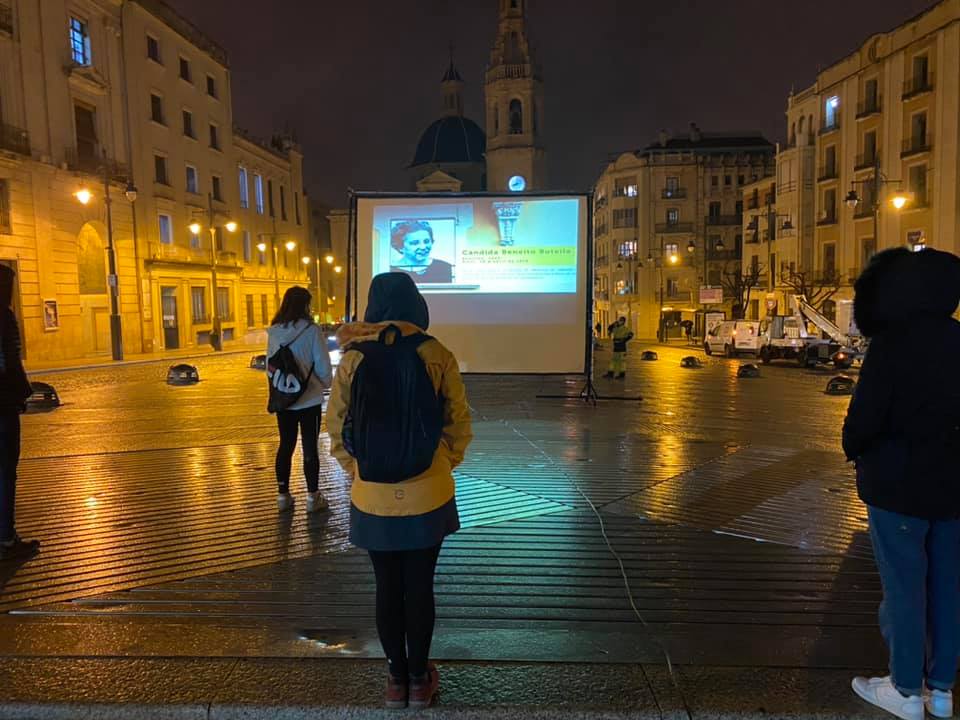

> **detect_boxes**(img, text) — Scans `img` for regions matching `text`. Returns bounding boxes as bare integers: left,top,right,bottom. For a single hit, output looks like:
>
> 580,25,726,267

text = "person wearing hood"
266,287,333,513
0,265,40,561
844,248,960,720
327,272,471,710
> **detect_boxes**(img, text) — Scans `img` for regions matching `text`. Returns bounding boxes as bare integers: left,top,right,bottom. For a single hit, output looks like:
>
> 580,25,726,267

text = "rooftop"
133,0,229,67
641,130,775,155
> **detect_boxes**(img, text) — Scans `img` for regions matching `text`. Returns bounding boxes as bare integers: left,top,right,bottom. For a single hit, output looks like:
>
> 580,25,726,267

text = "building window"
146,35,161,63
492,103,499,135
665,243,679,257
189,225,201,249
182,110,194,138
711,176,719,188
186,165,199,194
209,123,220,150
212,174,223,202
254,174,264,214
724,174,732,186
0,180,11,234
280,186,287,220
69,17,91,66
614,177,638,197
158,213,173,244
912,54,929,86
861,237,876,271
206,74,218,98
708,201,721,218
864,77,879,110
74,105,98,162
260,294,269,324
666,208,679,225
238,167,249,209
908,164,928,206
216,287,230,321
242,230,252,262
910,111,928,148
823,188,837,222
246,295,255,328
823,243,837,277
267,180,275,217
179,57,191,82
612,208,636,228
191,287,207,323
509,98,523,134
737,174,745,185
154,155,169,185
150,93,165,125
294,192,301,225
258,243,267,265
824,95,839,129
666,278,680,297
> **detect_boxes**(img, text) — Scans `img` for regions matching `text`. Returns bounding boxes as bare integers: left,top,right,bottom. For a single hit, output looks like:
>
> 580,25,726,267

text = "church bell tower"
484,0,547,192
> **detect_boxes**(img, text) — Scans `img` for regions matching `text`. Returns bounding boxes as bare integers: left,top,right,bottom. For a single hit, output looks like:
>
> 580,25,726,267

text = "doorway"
161,286,179,349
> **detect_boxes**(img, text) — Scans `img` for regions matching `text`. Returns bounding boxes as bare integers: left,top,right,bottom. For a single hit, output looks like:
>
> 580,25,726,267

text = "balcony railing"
149,242,211,265
65,149,130,181
216,251,239,266
817,212,838,227
655,222,695,234
661,188,687,199
819,119,840,135
854,153,878,171
0,123,30,156
901,135,932,158
856,97,882,119
0,4,12,35
854,204,875,220
704,214,742,226
817,166,838,182
486,63,534,82
902,73,935,100
192,313,211,325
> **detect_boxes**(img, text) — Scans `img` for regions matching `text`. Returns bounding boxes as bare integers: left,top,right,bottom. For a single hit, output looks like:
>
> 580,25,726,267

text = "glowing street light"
890,192,910,211
302,256,311,265
334,265,343,274
285,240,297,252
325,255,334,264
74,188,93,205
668,253,679,265
188,221,202,236
224,221,238,233
257,242,268,252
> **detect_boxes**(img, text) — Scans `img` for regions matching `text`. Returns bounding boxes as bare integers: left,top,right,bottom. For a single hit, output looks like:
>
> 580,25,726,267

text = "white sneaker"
925,687,954,718
277,493,295,512
306,492,329,514
852,676,923,720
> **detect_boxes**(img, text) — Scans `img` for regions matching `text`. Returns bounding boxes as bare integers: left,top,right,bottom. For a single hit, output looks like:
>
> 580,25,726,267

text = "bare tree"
779,267,842,311
721,261,763,320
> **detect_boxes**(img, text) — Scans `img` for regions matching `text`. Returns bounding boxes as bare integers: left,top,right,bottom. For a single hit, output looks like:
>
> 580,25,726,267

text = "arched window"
509,99,523,134
790,121,796,145
797,117,805,135
492,103,499,135
808,115,814,139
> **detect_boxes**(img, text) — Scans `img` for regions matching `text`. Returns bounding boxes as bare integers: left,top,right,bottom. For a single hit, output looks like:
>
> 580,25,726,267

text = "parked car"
703,320,761,357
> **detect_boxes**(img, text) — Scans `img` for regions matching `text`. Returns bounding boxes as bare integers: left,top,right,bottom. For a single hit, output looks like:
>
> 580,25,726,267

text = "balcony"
65,149,130,181
661,187,687,199
854,153,878,171
819,119,840,136
817,165,839,183
0,4,12,35
655,222,695,234
856,97,882,119
816,212,838,227
901,135,932,158
704,214,742,226
486,63,534,82
148,242,211,265
595,289,609,302
902,73,935,101
854,203,875,220
216,251,239,266
191,313,211,326
0,123,30,156
595,255,609,267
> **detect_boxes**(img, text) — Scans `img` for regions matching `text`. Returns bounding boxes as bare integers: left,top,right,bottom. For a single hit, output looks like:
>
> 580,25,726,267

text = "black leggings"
368,544,443,679
275,405,322,494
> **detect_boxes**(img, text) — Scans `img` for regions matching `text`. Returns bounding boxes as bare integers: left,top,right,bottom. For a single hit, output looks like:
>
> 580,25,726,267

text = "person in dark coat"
0,265,40,561
844,247,960,720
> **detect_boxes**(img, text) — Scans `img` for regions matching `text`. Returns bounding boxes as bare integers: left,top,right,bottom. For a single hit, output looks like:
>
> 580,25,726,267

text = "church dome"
411,116,486,167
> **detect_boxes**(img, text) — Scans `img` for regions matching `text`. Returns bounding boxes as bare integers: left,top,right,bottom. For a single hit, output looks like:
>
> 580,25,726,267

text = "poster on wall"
43,299,59,331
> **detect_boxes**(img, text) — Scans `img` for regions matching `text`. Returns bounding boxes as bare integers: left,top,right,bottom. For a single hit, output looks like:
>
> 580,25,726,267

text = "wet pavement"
4,346,880,674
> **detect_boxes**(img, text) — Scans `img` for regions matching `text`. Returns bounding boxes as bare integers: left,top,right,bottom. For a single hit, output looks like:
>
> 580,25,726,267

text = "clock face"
508,175,527,192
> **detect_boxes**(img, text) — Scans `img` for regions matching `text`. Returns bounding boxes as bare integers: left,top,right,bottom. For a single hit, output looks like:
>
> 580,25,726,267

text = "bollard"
680,356,703,369
640,350,659,361
167,364,200,385
24,382,61,412
825,375,856,395
250,354,267,370
737,363,761,378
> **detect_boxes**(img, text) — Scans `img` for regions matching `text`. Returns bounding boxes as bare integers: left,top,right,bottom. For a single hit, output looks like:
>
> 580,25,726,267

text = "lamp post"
643,245,680,342
73,156,138,361
845,154,910,252
189,193,237,351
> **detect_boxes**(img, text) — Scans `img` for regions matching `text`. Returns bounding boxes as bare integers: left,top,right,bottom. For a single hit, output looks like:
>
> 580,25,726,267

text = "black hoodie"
0,265,31,412
842,248,960,519
364,272,430,330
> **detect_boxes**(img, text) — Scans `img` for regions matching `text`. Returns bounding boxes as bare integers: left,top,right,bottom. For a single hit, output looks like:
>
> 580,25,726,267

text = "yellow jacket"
327,321,472,549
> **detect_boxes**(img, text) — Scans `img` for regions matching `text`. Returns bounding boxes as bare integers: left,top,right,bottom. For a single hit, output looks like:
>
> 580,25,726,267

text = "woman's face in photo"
402,230,434,265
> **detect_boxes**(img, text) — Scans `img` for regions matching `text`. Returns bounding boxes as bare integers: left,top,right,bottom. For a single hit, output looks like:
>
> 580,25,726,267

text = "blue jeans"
868,505,960,696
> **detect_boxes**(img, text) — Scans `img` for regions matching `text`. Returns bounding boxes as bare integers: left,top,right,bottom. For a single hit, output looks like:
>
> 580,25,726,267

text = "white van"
704,320,762,357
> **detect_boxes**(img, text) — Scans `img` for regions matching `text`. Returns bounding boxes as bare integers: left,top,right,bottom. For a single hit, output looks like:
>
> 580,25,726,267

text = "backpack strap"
282,321,314,349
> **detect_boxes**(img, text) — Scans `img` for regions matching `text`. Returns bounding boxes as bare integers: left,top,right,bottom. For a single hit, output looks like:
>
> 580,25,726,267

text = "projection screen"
353,193,590,374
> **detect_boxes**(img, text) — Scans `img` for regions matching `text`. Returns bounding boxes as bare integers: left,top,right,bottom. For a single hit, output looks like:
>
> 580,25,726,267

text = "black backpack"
342,325,444,483
266,324,314,414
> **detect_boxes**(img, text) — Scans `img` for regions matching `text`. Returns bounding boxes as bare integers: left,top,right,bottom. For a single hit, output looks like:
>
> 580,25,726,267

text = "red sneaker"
385,673,408,709
408,663,439,709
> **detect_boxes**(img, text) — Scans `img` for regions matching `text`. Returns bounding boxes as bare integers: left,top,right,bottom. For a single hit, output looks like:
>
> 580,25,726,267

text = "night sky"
167,0,935,208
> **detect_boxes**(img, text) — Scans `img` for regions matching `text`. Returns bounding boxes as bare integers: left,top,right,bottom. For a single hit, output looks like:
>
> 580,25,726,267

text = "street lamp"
325,255,334,264
845,155,908,252
73,156,137,362
189,193,237,351
258,235,297,305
